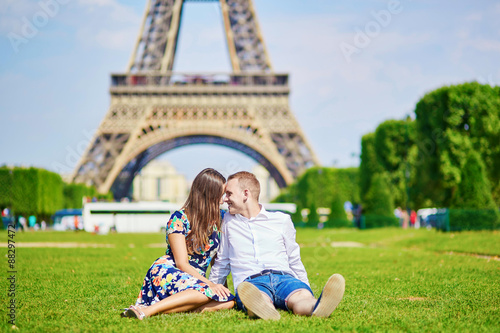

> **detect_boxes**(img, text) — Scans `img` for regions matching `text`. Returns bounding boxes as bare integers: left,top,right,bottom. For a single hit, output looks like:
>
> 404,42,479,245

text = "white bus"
82,202,296,233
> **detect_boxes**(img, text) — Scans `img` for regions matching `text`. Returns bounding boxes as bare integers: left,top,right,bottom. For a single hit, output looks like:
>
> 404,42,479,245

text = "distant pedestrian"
19,216,27,231
74,215,80,231
394,207,403,227
28,215,36,230
410,210,417,228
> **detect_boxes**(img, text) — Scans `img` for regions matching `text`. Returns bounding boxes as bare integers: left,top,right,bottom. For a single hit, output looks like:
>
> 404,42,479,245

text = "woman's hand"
207,282,231,299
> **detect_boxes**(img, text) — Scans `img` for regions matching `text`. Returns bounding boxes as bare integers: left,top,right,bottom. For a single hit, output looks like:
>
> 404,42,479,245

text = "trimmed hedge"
327,190,351,228
327,218,352,228
10,167,64,216
446,209,499,231
0,166,110,218
363,215,399,229
0,167,13,209
63,183,97,209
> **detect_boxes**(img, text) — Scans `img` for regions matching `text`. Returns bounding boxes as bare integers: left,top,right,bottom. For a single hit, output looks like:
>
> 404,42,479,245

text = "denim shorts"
235,271,313,311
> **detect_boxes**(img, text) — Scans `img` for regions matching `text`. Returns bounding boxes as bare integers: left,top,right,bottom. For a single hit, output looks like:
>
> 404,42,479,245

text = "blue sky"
1,0,499,181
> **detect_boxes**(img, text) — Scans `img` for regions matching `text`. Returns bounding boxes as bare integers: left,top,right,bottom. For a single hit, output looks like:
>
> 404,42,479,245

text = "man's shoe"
312,273,345,317
237,282,280,320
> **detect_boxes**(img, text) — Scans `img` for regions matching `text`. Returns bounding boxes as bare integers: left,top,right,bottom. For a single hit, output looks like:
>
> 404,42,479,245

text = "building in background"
132,160,188,203
252,165,280,203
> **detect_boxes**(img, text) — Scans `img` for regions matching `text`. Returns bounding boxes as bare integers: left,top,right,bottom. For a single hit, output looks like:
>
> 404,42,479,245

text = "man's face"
225,179,245,215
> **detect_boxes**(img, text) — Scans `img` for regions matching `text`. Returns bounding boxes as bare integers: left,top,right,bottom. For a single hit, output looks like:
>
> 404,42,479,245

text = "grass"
1,228,499,332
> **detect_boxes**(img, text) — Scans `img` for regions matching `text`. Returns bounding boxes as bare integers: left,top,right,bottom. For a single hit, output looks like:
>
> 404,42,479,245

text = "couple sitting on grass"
121,169,345,320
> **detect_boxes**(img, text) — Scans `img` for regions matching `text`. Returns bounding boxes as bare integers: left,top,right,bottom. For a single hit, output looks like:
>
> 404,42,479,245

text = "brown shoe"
312,274,345,317
237,282,280,320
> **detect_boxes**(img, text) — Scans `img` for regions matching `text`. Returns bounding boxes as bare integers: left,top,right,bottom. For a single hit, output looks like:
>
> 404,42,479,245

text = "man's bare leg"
286,289,316,315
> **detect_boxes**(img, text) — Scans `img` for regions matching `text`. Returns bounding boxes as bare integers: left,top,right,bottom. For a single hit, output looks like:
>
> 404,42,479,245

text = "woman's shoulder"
169,209,187,220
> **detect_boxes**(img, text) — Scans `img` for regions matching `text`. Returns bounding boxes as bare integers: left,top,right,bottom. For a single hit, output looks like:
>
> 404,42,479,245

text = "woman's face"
219,184,227,205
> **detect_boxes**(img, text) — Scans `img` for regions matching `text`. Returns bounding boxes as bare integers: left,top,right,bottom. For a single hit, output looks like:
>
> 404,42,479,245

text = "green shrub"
414,82,500,208
328,190,351,228
0,166,108,217
63,183,98,208
363,173,394,217
448,209,500,231
0,167,13,209
307,202,319,228
327,218,353,228
364,215,399,229
451,150,496,210
274,167,359,211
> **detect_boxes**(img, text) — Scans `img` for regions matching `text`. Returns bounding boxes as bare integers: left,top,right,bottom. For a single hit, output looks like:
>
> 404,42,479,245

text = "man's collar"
235,204,271,221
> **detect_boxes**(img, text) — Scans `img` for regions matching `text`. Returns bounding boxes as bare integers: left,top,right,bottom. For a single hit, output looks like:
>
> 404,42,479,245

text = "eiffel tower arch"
72,0,319,198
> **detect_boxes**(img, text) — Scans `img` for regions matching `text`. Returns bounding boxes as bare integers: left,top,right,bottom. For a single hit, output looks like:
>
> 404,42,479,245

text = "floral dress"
135,210,235,306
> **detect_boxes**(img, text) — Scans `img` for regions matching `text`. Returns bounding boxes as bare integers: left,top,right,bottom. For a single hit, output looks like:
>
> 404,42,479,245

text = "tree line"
276,82,499,229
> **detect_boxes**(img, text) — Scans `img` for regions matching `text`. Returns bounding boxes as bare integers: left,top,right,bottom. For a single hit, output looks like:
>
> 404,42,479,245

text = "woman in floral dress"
122,168,235,319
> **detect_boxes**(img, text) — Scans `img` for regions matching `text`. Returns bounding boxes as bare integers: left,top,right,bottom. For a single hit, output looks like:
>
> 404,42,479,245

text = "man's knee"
287,289,315,315
288,289,315,303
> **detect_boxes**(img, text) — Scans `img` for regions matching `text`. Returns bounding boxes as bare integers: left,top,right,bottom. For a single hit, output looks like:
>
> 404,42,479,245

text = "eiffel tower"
72,0,319,198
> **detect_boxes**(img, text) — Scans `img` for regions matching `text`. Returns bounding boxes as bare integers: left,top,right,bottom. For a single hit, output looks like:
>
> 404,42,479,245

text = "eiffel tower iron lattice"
72,0,319,198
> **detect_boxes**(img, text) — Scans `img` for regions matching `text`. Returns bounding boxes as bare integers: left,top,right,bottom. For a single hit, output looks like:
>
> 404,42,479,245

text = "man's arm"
283,215,310,286
209,219,231,285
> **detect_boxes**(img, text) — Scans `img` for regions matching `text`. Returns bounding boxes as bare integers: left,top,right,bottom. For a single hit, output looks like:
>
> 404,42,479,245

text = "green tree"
363,173,398,228
374,119,416,208
273,167,359,212
451,150,496,209
414,82,500,208
359,133,380,203
63,183,98,208
363,173,394,217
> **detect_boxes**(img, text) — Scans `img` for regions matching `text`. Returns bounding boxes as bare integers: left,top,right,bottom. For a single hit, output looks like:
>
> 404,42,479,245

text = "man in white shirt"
210,171,345,320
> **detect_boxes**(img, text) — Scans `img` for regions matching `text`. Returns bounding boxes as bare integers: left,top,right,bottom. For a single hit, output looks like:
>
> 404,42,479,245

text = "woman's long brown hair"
183,168,226,254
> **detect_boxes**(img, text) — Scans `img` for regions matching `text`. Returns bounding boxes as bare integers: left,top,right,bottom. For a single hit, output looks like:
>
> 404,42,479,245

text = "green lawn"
1,228,499,332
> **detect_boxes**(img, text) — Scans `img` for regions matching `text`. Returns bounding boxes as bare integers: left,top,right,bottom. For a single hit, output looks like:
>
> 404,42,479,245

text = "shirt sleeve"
209,216,231,285
283,215,310,286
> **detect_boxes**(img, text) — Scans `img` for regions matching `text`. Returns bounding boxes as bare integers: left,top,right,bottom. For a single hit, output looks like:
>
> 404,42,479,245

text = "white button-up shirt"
209,205,309,290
